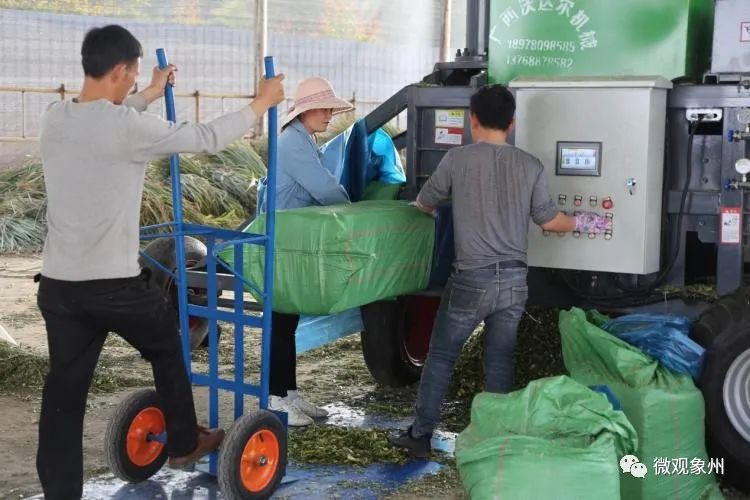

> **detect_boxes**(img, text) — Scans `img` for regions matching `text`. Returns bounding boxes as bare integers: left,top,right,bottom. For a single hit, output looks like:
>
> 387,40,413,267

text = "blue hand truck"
104,49,287,500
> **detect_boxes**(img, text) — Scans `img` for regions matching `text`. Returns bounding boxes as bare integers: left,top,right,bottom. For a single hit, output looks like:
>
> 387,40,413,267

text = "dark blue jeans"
411,265,528,438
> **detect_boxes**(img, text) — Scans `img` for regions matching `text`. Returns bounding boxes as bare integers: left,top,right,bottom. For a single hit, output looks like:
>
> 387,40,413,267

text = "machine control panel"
545,192,616,240
511,77,670,275
556,141,602,177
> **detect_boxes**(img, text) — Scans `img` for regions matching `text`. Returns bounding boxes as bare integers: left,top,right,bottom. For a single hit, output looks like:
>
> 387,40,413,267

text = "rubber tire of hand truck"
691,287,750,348
138,236,210,349
699,327,750,493
105,389,168,483
360,299,423,388
218,410,287,500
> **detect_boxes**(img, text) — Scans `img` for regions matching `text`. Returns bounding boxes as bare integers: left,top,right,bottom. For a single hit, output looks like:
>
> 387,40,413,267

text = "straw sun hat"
282,77,353,127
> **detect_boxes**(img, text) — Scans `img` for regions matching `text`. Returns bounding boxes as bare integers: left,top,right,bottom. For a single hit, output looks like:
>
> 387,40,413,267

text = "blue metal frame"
139,49,280,478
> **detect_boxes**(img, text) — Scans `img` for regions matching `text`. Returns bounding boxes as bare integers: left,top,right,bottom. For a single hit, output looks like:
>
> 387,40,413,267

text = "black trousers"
36,272,198,500
269,312,299,397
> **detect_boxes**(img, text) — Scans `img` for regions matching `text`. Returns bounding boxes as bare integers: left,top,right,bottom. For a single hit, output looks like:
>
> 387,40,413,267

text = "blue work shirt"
270,118,350,211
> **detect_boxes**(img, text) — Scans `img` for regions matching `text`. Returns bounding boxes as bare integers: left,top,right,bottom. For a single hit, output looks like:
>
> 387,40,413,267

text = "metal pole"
255,0,268,136
465,0,490,56
466,0,480,55
20,91,26,139
193,91,200,123
156,48,191,375
481,0,490,55
440,0,452,62
259,55,278,411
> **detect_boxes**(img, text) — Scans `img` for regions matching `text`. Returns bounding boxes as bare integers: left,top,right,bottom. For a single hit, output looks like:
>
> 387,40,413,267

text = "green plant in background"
0,140,267,253
0,118,406,254
0,162,47,253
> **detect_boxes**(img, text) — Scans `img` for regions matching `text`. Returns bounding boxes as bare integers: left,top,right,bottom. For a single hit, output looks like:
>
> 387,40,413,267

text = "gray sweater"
40,93,258,281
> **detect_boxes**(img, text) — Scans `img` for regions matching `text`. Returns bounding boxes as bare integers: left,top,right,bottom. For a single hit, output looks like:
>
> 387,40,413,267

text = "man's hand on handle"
136,62,284,122
141,64,177,105
251,74,286,116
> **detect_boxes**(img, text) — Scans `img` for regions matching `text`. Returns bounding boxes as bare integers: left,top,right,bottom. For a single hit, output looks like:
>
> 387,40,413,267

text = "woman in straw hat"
265,76,353,426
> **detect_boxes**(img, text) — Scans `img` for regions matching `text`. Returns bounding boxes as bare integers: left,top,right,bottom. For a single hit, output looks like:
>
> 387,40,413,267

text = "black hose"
614,116,702,294
563,116,703,305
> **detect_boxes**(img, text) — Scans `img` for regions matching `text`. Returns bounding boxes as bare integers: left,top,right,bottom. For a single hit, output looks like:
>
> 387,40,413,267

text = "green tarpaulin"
559,308,722,500
219,200,435,315
456,376,637,500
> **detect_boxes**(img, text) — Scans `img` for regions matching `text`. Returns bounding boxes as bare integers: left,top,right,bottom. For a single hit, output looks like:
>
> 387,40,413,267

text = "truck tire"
691,288,750,349
699,327,750,493
139,236,209,349
360,296,440,388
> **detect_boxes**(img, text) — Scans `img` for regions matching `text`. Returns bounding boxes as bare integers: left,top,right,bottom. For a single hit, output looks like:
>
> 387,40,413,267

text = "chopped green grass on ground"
288,425,408,466
385,460,464,499
350,308,568,432
0,342,150,396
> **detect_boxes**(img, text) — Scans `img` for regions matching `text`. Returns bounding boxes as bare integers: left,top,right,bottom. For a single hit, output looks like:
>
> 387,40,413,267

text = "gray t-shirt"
417,141,558,270
40,93,258,281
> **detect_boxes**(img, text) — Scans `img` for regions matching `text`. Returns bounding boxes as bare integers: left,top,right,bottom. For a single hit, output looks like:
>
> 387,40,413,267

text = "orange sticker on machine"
721,206,742,244
435,127,463,145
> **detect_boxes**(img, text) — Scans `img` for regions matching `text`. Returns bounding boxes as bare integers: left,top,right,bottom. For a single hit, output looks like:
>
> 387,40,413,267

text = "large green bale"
456,375,637,500
488,0,714,83
559,308,723,500
219,200,435,315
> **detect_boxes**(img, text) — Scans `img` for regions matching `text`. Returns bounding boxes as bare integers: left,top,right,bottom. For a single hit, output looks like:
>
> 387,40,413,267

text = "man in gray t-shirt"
390,85,610,458
417,140,559,269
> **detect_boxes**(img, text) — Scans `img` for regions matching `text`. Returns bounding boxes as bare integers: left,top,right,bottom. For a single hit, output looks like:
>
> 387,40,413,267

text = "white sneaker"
269,395,313,427
287,390,329,418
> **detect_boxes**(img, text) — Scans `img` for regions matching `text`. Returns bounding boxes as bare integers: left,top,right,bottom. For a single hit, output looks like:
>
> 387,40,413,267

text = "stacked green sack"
219,200,435,315
559,308,723,500
456,376,638,500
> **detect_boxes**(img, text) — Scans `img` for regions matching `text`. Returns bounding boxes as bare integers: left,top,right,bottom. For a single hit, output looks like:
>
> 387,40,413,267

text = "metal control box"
509,77,672,274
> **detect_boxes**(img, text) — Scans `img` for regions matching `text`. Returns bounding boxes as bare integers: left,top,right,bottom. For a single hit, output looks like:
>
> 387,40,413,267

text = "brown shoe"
168,426,226,468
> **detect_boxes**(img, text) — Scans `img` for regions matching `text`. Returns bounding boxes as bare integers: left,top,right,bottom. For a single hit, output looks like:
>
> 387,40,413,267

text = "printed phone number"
507,38,577,53
506,55,574,68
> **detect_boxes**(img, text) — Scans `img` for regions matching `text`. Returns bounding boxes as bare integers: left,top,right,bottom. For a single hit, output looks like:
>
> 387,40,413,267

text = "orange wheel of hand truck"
105,389,168,482
218,410,287,499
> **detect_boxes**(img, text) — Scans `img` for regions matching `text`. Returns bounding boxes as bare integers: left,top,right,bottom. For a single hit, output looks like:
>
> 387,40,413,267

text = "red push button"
602,197,614,210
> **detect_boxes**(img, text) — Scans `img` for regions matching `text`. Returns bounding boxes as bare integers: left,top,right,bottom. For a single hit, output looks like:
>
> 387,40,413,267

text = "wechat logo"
620,455,648,478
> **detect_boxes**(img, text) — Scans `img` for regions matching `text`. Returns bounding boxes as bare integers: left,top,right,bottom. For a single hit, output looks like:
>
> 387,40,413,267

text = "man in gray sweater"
36,25,284,499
